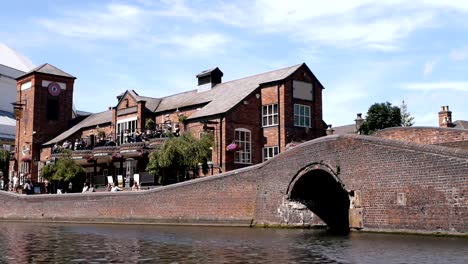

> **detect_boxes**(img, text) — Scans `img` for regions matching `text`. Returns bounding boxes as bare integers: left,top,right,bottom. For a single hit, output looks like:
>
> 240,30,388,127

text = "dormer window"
196,67,223,92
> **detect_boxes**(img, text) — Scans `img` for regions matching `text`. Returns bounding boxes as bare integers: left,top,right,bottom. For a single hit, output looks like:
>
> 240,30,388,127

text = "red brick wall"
1,135,466,235
0,170,258,226
373,127,468,149
254,135,468,234
14,73,75,181
224,92,262,171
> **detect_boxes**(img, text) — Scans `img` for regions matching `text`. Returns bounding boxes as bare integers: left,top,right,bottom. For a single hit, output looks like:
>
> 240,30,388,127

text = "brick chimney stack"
438,106,454,128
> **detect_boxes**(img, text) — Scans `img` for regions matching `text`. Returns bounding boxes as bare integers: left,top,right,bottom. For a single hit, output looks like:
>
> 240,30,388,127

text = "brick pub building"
10,63,326,186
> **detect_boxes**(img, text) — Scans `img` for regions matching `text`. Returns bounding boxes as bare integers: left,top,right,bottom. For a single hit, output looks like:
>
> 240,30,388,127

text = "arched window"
234,128,251,164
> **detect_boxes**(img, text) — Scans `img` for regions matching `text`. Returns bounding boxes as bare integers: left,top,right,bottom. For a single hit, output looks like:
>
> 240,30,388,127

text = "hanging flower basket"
226,143,241,151
112,153,123,161
86,155,95,163
21,156,32,162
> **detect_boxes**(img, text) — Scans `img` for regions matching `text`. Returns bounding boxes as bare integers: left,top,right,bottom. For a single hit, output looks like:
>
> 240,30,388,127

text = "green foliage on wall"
40,150,85,186
147,132,214,184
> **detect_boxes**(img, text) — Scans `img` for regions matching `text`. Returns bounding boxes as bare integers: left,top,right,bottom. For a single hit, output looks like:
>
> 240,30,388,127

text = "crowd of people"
0,173,35,194
50,122,182,154
0,175,143,194
106,181,140,192
122,124,180,144
53,138,90,153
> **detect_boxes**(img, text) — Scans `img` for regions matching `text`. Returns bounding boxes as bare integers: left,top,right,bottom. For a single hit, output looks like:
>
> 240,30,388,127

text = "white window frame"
116,117,137,145
234,128,251,164
262,104,279,127
294,104,311,127
263,146,279,161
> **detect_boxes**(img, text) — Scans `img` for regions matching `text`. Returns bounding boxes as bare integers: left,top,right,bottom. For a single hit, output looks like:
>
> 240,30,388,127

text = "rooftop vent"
196,67,223,92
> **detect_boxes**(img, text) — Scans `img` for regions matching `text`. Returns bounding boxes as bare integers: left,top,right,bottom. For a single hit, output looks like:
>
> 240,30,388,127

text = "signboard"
134,174,140,185
107,176,114,185
117,175,123,187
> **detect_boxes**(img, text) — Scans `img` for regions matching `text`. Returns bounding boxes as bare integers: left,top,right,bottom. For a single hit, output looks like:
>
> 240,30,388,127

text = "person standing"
82,182,89,193
12,173,19,193
23,179,33,195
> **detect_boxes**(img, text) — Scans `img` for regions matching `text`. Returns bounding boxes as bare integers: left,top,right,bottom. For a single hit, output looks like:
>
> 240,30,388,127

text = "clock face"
48,82,61,96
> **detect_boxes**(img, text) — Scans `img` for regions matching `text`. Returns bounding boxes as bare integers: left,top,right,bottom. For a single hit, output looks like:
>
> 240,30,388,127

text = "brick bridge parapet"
1,135,467,235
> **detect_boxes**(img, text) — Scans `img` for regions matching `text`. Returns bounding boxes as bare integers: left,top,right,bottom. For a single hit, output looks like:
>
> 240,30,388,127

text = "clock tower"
13,63,76,183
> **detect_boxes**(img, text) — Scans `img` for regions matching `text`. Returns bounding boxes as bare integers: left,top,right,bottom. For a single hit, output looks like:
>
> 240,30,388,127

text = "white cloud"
423,60,437,76
146,0,446,51
450,46,468,61
33,0,468,52
152,33,231,56
403,81,468,91
37,3,144,39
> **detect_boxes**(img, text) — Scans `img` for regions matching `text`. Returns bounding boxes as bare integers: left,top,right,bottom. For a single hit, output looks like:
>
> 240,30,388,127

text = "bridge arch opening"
288,167,350,234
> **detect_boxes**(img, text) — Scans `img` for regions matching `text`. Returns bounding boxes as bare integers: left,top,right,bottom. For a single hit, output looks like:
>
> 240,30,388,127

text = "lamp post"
355,113,364,134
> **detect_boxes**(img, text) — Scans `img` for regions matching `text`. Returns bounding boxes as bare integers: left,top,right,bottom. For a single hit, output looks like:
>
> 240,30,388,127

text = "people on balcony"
62,140,72,149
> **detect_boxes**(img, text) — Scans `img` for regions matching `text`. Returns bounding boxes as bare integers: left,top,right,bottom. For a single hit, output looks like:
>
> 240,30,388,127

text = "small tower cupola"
196,67,223,92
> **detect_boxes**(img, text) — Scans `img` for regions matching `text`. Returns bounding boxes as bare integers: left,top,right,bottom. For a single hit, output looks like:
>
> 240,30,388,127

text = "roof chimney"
196,67,223,92
438,105,454,128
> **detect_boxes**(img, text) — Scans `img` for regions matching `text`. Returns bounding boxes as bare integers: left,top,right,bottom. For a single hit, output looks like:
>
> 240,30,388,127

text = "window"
234,128,251,164
20,162,29,174
263,146,279,161
294,104,311,127
47,97,59,120
262,104,278,127
117,118,137,145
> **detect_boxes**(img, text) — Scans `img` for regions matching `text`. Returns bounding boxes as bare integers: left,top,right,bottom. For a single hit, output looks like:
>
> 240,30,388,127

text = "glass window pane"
268,116,272,125
305,118,310,127
294,116,299,126
263,117,267,126
300,106,305,115
274,104,278,114
273,115,278,125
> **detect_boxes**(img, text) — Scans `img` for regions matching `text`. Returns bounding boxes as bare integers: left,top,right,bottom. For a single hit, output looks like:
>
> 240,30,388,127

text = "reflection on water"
0,222,466,263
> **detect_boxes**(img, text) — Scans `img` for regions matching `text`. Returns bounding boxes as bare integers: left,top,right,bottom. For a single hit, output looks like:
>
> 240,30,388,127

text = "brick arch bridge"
1,135,467,235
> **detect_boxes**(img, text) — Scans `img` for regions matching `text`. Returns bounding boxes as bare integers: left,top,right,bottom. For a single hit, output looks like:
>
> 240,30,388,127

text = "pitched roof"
196,67,223,78
116,90,162,112
16,63,75,80
44,110,112,146
0,43,34,72
156,63,305,119
453,120,468,129
0,110,15,140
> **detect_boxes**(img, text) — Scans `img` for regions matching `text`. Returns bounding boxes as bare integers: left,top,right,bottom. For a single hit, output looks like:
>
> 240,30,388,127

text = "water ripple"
0,222,466,263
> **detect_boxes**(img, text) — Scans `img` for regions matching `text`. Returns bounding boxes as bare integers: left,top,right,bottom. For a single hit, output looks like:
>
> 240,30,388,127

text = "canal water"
0,222,466,263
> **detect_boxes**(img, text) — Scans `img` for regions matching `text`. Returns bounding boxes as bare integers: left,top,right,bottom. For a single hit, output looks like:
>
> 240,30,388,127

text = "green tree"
0,149,9,178
360,102,402,135
400,100,415,127
147,133,214,185
40,150,85,192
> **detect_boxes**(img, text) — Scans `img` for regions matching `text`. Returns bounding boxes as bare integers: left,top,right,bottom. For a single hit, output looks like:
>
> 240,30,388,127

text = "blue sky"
1,0,467,126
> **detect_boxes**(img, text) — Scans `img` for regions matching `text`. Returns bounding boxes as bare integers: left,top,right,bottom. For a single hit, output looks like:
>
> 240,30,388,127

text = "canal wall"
1,135,467,235
0,168,259,226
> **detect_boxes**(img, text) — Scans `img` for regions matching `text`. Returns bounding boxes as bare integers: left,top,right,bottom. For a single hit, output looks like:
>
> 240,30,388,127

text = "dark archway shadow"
289,169,350,235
